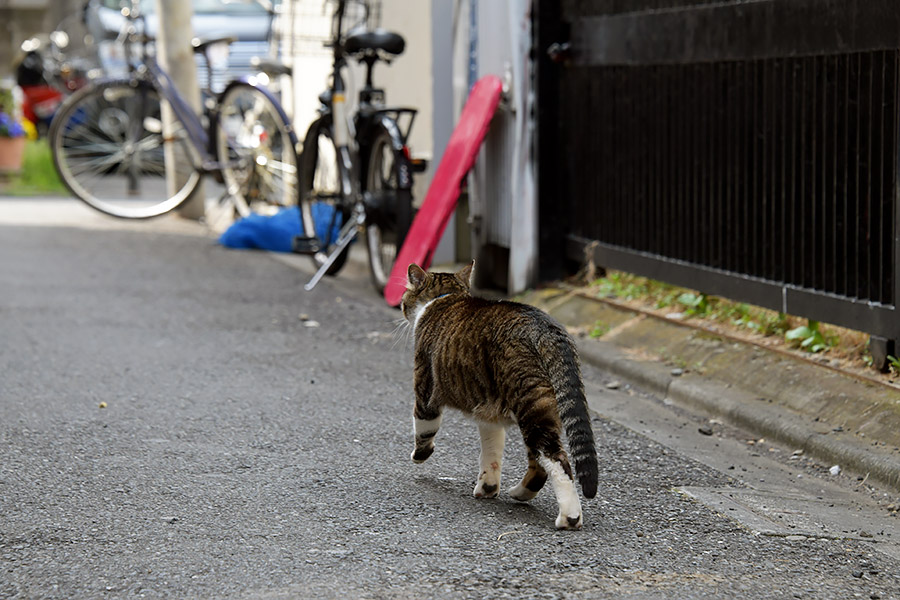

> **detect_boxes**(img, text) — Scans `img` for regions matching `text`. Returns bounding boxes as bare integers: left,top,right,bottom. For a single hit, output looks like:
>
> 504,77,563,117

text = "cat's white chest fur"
412,298,440,333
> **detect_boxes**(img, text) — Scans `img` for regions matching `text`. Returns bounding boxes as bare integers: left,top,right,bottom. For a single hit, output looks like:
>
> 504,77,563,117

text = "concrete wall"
377,1,432,170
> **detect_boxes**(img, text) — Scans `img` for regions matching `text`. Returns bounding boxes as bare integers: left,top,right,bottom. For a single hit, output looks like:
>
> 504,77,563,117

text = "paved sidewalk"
521,287,900,494
0,196,212,235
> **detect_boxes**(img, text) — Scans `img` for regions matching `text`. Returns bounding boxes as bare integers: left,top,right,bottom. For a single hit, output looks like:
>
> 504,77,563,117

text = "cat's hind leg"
516,397,583,529
539,452,583,530
509,449,548,501
473,422,505,498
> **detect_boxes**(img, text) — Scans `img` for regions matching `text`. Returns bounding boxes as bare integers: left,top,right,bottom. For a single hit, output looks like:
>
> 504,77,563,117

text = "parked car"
83,0,276,92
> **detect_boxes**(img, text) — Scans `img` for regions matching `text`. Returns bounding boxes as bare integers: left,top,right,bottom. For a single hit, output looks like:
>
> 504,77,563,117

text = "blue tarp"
219,205,343,253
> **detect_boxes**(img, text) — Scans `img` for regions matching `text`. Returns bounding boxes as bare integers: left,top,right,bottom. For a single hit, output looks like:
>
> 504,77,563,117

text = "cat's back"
417,295,566,348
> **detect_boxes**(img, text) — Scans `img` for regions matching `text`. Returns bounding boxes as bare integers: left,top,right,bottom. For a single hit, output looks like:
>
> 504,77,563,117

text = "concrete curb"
577,337,900,493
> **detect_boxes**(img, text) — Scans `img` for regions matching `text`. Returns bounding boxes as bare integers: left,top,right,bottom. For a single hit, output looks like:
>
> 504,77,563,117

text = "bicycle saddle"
191,35,237,54
251,56,292,77
345,28,405,56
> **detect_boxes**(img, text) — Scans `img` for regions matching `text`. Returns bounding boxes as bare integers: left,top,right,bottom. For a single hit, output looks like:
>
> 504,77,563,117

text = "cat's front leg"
411,360,440,463
473,422,505,498
412,411,442,463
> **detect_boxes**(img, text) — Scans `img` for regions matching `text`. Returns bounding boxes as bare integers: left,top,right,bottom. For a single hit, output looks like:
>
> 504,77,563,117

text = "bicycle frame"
301,1,365,290
144,60,210,161
303,0,419,291
329,2,358,201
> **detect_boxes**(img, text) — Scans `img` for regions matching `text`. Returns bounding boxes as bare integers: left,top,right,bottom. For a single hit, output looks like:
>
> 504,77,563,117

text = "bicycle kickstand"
303,209,365,291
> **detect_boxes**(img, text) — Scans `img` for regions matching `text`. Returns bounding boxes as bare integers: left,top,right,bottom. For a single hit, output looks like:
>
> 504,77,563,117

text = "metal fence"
535,0,900,365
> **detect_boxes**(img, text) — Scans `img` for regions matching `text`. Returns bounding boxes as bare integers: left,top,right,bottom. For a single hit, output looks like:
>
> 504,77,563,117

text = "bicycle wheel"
50,79,200,219
364,124,413,292
215,83,299,217
298,119,352,276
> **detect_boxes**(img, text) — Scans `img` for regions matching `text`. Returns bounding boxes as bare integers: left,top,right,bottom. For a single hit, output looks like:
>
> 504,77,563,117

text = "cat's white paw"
555,512,583,530
473,477,500,498
539,455,584,530
508,483,539,502
411,443,434,463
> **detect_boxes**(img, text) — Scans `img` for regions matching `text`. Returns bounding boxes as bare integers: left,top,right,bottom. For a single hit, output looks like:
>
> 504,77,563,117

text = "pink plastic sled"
383,75,503,307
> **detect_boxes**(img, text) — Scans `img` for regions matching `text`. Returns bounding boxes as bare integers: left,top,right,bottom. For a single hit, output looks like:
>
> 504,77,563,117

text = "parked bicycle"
49,0,299,220
292,0,424,293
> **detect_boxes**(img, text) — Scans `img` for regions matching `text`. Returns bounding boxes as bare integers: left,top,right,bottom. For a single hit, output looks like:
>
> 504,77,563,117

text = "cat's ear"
455,260,475,289
407,263,427,289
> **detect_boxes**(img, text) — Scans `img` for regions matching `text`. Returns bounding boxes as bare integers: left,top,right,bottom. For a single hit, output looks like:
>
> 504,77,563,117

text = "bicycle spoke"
216,84,298,217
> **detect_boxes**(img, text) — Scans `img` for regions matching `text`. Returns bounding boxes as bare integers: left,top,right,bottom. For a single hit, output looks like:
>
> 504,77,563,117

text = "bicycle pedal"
292,235,321,255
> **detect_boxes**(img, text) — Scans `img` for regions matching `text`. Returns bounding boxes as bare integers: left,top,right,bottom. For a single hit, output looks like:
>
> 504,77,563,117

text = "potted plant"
0,87,27,174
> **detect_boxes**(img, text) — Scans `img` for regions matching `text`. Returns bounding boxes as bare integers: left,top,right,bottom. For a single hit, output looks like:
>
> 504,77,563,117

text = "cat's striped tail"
546,332,599,499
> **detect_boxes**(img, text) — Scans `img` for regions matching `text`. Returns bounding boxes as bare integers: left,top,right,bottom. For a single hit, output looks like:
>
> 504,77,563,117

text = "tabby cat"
401,262,598,530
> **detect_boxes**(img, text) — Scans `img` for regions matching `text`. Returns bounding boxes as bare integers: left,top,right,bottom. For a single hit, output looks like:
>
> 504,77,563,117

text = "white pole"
157,0,205,219
507,0,536,293
283,0,295,121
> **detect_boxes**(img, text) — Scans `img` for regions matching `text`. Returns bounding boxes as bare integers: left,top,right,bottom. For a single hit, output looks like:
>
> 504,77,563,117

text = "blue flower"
0,111,26,138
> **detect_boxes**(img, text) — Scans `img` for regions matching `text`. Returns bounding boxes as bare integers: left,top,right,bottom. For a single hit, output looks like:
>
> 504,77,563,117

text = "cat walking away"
401,262,599,530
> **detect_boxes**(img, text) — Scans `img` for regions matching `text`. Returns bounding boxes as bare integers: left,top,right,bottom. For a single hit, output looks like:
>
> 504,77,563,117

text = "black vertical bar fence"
538,0,900,364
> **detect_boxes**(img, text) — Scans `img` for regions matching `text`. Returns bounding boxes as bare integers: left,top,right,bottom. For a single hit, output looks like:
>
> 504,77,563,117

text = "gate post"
534,0,568,282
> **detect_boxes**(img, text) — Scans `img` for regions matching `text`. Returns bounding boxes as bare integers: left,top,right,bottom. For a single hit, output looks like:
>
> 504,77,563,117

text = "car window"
98,0,270,15
190,0,269,15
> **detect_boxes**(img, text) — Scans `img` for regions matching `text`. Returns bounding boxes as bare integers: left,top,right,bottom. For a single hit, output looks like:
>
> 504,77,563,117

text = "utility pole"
156,0,205,219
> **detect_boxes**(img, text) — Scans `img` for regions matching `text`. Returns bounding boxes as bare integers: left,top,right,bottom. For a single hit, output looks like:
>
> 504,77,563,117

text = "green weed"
594,272,646,300
887,355,900,375
785,320,837,354
677,292,710,317
589,321,611,338
733,309,790,337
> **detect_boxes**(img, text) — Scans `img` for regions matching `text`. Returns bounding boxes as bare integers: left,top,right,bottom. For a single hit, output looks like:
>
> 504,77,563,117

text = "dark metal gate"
536,0,900,364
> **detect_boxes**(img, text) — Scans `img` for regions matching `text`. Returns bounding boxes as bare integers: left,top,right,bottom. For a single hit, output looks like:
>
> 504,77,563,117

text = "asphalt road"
2,199,900,599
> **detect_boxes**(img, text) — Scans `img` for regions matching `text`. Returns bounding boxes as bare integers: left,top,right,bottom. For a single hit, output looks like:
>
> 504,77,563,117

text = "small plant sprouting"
677,292,710,317
589,321,611,339
887,355,900,376
785,320,836,354
655,291,681,310
594,272,648,301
